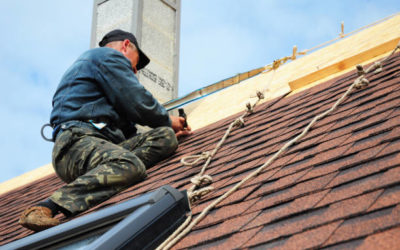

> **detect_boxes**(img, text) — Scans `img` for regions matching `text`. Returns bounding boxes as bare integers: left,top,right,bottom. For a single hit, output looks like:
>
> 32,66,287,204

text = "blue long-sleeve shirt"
50,47,171,142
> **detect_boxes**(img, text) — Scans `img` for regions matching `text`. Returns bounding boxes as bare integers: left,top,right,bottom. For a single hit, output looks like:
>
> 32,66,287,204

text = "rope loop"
354,77,370,89
181,151,211,166
233,117,245,128
191,175,213,188
188,186,214,203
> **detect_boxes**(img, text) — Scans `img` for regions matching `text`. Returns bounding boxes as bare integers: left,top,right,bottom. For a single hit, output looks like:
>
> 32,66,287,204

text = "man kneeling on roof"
19,29,191,232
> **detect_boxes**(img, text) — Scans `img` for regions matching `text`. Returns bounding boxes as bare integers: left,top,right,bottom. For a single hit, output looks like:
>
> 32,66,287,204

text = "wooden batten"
288,14,400,91
289,37,400,90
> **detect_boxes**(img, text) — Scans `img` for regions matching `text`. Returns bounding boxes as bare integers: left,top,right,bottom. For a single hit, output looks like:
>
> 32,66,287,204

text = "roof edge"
0,164,54,195
164,66,266,110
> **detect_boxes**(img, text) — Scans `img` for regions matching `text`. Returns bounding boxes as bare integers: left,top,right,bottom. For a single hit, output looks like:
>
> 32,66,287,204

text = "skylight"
2,185,190,250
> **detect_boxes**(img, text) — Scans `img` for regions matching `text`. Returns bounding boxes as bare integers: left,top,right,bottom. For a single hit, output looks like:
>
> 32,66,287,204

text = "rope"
250,70,276,99
189,186,214,203
191,175,213,187
157,42,400,250
187,175,214,203
180,151,211,166
181,91,266,203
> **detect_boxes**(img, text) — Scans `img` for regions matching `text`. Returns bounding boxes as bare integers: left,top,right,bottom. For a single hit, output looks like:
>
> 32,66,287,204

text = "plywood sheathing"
187,14,400,131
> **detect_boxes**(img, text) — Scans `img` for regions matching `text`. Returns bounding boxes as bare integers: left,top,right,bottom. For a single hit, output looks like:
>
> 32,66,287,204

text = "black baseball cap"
99,29,150,70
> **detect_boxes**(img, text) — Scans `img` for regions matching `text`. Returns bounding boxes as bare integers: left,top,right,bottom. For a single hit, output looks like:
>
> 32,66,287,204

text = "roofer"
18,29,191,232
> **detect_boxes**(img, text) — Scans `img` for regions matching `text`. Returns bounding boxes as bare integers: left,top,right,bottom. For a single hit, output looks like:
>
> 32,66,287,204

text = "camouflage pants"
49,125,178,215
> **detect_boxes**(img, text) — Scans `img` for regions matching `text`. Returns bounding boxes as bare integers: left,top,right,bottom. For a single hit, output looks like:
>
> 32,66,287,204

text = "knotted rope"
187,175,214,203
157,41,400,250
355,61,385,89
180,91,266,204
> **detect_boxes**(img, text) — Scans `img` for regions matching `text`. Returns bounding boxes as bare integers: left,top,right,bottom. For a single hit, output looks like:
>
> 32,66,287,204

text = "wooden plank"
289,38,400,90
0,164,54,195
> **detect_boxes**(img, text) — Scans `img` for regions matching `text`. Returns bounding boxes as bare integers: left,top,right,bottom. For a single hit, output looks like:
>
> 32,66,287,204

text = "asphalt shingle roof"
1,52,400,249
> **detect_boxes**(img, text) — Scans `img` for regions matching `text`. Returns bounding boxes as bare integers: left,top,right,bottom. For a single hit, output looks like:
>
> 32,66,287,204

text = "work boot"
19,206,60,231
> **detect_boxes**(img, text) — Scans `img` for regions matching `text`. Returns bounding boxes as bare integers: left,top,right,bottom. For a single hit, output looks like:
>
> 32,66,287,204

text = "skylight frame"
2,185,190,250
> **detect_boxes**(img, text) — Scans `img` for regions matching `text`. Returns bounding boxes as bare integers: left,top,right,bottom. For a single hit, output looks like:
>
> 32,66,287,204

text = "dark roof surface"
1,52,400,249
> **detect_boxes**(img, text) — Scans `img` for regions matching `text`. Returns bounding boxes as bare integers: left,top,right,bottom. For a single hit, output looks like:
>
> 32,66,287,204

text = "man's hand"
170,116,192,138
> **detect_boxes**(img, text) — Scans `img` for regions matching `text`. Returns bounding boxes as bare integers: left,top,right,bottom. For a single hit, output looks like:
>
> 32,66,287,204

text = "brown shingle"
357,226,400,249
1,53,400,249
243,190,381,248
280,220,343,249
323,205,400,247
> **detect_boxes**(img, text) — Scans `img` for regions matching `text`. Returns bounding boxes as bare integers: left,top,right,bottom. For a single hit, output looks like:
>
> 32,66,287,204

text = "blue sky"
0,0,399,183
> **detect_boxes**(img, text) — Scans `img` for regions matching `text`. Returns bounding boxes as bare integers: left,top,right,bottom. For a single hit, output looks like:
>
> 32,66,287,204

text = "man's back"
51,47,120,127
50,47,171,142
